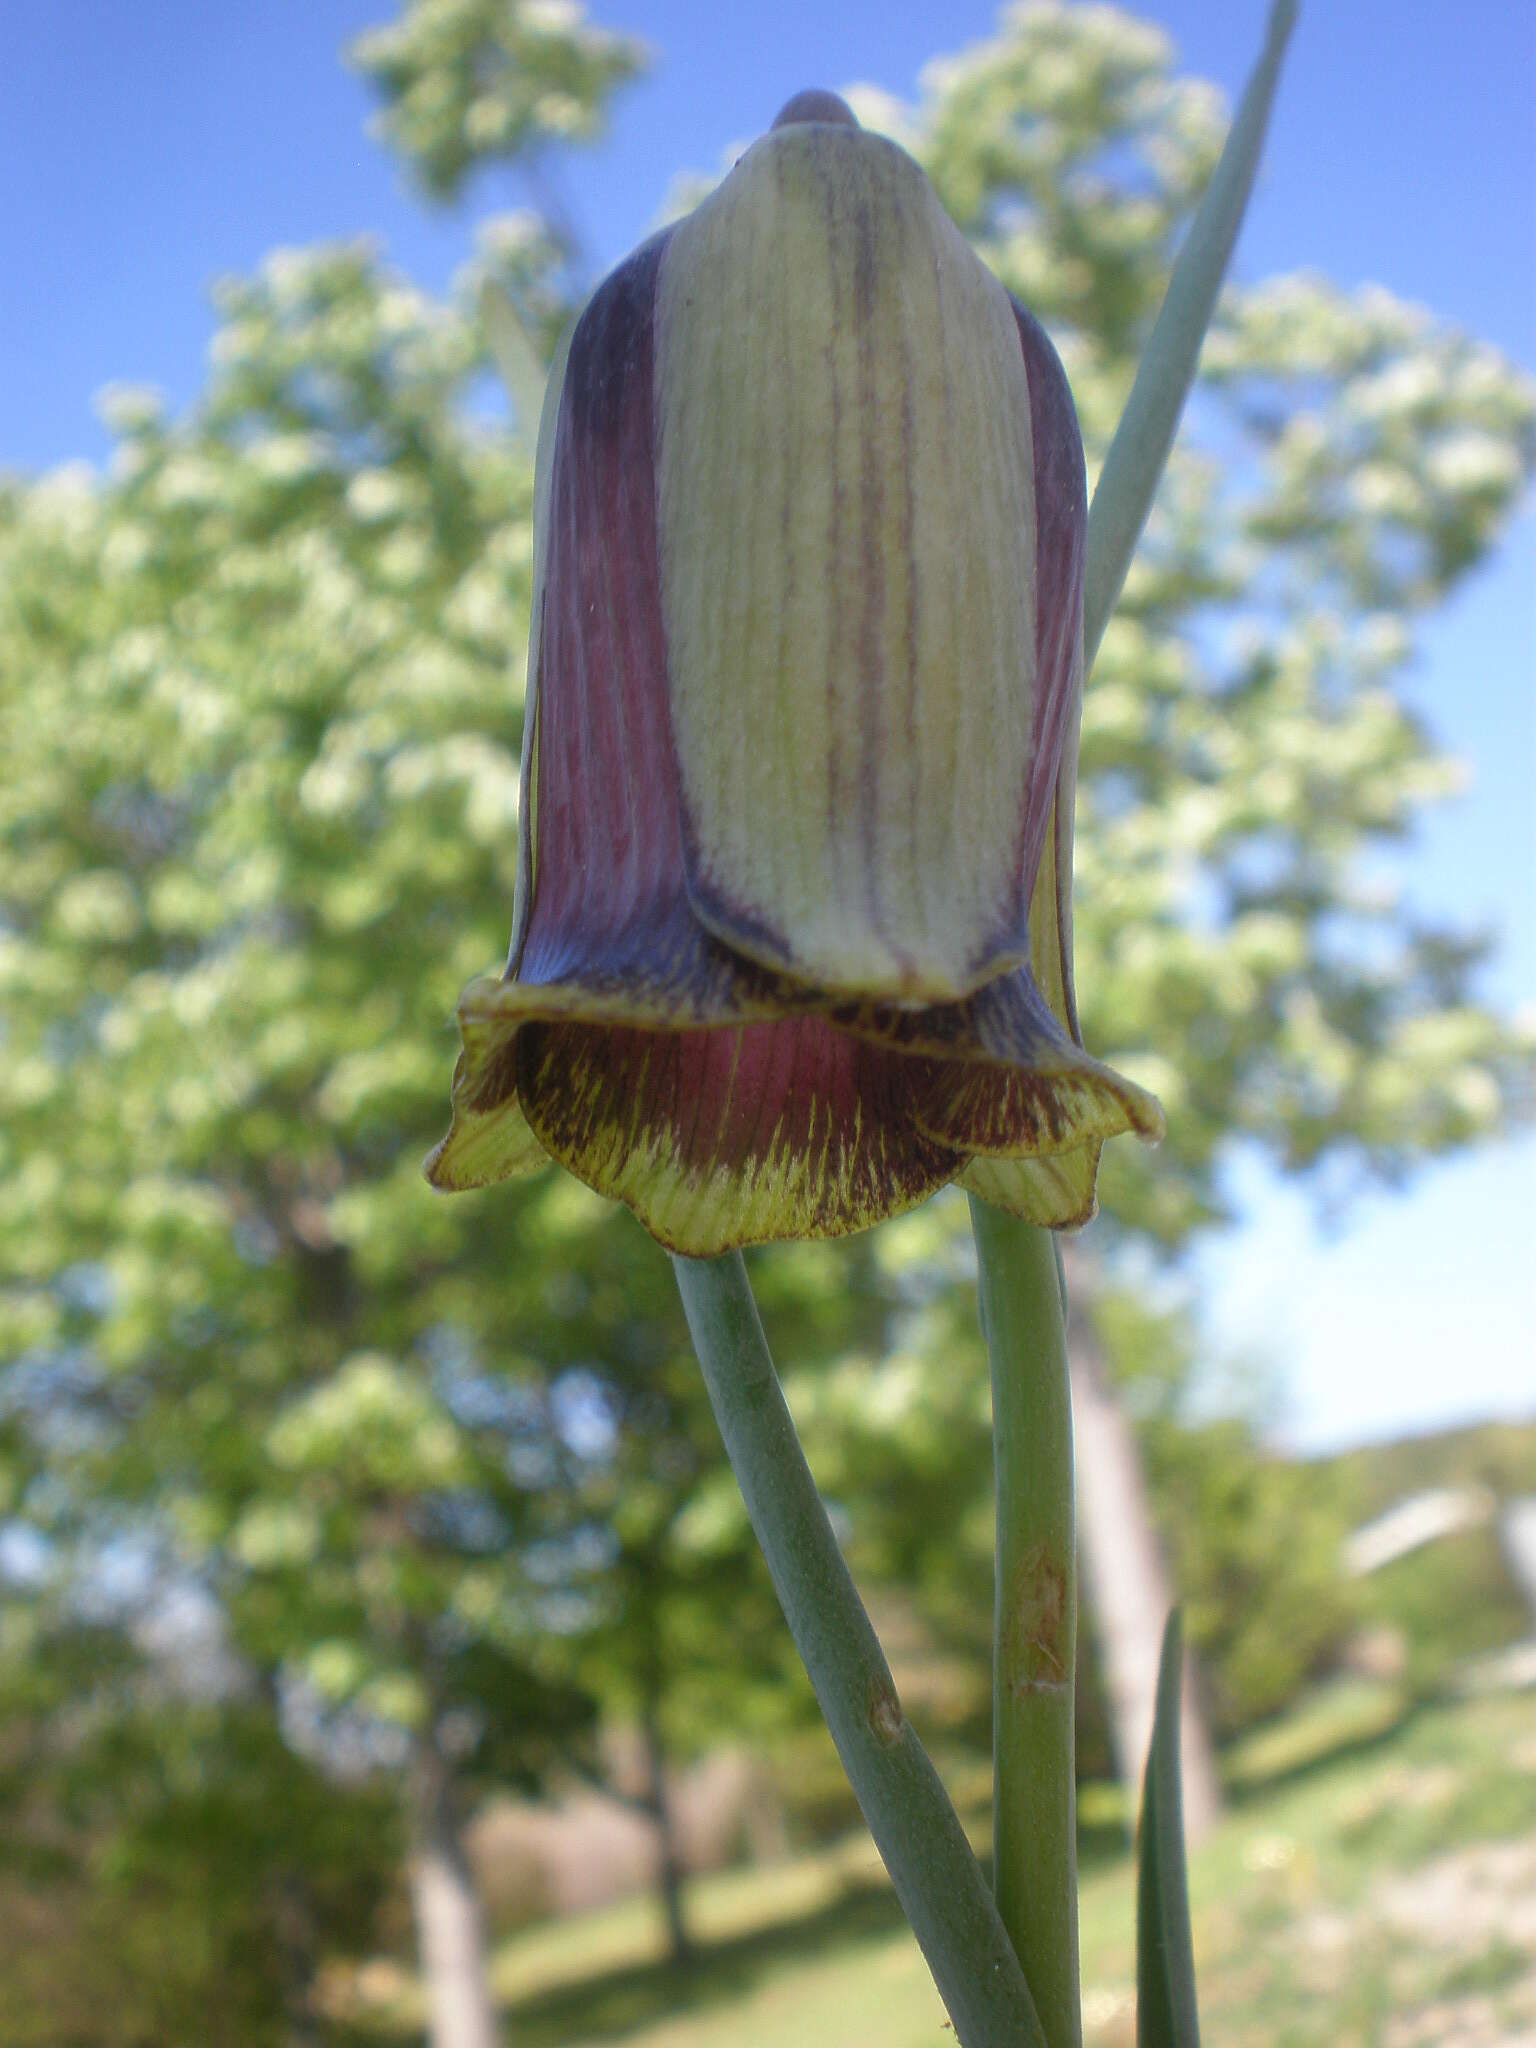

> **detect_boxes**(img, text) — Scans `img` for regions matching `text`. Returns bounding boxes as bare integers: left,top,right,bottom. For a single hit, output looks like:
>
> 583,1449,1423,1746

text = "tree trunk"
409,1744,501,2048
640,1690,693,1968
1063,1274,1222,1843
269,1871,321,2048
253,1667,323,2048
634,1590,693,1969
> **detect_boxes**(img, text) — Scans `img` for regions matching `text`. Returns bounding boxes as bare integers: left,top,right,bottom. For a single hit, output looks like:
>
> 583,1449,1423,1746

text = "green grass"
342,1681,1536,2047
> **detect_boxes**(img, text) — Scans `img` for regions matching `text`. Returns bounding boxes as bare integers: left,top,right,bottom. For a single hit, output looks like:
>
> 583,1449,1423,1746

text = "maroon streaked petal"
515,1015,961,1255
423,930,829,1196
835,970,1164,1159
911,1056,1152,1159
1013,296,1088,916
514,228,700,999
831,964,1069,1064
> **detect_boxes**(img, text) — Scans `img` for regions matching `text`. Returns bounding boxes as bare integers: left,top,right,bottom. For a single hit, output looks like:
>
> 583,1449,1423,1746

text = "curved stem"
970,1199,1081,2048
672,1249,1046,2048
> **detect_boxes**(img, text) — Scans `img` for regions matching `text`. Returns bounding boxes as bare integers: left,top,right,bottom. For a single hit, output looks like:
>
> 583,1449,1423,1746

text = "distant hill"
1314,1417,1536,1522
1305,1417,1536,1692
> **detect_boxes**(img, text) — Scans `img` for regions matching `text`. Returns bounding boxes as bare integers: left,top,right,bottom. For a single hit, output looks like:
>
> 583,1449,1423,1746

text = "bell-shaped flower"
428,92,1163,1255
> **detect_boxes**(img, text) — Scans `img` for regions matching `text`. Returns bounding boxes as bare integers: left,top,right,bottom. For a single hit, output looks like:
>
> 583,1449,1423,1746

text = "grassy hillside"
340,1678,1536,2047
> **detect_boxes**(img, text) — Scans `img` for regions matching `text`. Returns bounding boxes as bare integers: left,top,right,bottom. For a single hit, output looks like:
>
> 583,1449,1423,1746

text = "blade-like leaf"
1137,1609,1201,2048
479,278,553,455
1084,0,1298,672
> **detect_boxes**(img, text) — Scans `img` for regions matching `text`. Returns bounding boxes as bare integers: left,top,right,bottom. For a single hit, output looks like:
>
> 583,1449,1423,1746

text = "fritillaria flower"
428,89,1162,1255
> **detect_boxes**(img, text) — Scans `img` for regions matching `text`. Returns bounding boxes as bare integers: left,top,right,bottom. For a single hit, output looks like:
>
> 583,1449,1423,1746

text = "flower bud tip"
771,89,859,131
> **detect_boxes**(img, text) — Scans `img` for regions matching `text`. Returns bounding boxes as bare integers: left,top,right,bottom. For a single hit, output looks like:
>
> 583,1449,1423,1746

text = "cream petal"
653,124,1043,1001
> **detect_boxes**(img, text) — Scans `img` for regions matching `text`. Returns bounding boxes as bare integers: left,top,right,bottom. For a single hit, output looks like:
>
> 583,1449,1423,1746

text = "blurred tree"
0,217,855,2029
2,0,1533,2029
0,223,601,2045
1087,1289,1356,1740
349,0,645,205
0,1543,399,2048
0,3,656,2032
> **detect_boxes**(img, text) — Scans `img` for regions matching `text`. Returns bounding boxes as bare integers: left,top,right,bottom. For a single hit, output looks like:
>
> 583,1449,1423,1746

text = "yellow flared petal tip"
963,1147,1103,1230
961,1070,1162,1229
1135,1087,1167,1146
423,980,547,1192
960,1080,1161,1230
424,1094,547,1192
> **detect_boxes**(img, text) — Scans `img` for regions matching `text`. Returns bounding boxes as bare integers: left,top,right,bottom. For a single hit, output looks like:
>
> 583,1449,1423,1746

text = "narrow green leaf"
1084,0,1298,673
1137,1609,1201,2048
478,278,553,455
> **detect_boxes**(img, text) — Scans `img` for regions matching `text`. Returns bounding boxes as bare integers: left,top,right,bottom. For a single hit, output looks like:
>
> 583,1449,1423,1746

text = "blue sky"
3,0,1531,1449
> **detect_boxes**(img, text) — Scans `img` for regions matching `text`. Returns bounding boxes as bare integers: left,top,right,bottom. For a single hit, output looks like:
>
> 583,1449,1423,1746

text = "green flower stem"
969,1199,1081,2048
672,1250,1047,2048
1083,0,1298,674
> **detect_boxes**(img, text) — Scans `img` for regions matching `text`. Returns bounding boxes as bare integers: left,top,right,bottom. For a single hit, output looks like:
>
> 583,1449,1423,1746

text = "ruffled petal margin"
426,950,1162,1253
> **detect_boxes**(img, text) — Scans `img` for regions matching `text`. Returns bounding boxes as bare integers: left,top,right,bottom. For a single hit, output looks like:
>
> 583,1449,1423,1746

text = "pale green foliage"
350,0,646,201
0,229,620,1835
267,1353,470,1488
0,213,820,1854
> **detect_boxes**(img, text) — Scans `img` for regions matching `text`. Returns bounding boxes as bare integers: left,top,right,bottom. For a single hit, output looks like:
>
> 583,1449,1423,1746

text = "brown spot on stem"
1003,1543,1069,1694
867,1676,905,1746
